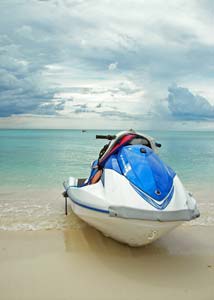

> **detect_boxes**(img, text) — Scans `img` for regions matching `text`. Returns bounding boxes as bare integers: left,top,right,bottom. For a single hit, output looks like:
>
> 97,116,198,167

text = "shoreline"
1,186,214,231
0,225,213,300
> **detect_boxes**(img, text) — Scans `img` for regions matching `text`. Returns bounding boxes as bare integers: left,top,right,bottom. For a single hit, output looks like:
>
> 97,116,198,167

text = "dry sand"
0,225,214,300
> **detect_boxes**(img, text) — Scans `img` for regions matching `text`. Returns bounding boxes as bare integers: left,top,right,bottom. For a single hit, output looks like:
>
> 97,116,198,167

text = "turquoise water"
0,129,213,230
0,129,213,188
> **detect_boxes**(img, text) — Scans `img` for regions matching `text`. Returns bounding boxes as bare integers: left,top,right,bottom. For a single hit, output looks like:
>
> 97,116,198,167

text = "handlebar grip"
96,135,116,140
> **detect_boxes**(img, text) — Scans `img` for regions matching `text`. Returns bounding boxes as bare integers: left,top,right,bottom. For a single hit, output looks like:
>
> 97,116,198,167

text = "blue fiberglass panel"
104,154,122,174
84,159,99,185
117,145,175,201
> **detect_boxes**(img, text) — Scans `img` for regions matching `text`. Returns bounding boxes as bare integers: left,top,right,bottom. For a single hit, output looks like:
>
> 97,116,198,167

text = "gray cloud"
73,104,92,113
100,110,137,120
167,85,214,120
0,0,214,127
35,98,67,115
0,62,57,116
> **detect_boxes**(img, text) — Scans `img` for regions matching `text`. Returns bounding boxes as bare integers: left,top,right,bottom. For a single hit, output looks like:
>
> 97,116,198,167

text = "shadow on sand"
62,221,210,290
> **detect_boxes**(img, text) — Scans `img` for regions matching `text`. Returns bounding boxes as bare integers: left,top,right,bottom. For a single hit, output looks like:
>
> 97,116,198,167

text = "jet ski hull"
64,173,199,246
68,198,183,246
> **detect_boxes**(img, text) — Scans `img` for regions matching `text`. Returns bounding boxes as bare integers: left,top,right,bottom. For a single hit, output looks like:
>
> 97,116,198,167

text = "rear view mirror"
155,142,162,148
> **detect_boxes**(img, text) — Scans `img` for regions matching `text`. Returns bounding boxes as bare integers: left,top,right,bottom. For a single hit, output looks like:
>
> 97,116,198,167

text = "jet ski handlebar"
96,134,116,140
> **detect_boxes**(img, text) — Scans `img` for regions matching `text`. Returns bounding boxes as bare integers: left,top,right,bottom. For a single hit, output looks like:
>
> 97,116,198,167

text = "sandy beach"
0,224,213,300
0,130,213,299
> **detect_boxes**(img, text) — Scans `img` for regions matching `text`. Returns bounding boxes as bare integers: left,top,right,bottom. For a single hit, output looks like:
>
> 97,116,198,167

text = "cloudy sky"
0,0,214,129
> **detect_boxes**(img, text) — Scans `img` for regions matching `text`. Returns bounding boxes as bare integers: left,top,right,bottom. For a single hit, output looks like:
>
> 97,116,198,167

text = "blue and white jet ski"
63,130,200,246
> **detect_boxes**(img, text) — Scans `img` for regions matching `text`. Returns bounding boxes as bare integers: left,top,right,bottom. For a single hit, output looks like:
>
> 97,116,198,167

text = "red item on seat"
99,134,136,164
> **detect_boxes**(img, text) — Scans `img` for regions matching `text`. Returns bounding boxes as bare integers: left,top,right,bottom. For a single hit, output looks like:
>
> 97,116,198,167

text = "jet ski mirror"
155,142,162,148
96,134,116,140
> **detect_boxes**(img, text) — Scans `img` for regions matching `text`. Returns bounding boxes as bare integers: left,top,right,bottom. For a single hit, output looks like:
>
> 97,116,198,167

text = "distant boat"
81,130,87,133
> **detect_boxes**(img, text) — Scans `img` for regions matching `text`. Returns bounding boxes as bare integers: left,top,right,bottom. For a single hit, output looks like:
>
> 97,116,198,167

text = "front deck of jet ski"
63,176,200,222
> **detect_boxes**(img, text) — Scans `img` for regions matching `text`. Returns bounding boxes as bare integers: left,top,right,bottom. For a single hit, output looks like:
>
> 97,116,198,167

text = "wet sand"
0,225,214,300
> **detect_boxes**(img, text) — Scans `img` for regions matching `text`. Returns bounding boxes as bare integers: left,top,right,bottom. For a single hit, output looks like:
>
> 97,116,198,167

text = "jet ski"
63,130,200,246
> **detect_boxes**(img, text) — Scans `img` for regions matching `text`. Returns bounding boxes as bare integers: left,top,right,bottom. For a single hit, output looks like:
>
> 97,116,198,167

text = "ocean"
0,129,213,230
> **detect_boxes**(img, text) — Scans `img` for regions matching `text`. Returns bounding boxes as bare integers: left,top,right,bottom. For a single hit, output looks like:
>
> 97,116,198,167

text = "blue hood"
117,145,175,202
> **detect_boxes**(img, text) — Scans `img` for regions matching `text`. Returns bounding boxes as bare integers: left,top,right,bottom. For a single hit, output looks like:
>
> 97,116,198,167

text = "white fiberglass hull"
69,200,182,246
64,169,199,247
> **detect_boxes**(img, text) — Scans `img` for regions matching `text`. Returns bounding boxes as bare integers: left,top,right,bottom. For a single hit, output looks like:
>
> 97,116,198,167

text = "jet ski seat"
128,136,151,148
